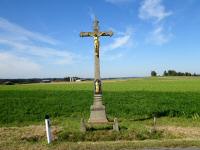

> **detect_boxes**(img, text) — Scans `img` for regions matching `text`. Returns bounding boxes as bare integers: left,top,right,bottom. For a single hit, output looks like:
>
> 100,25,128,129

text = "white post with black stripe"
45,115,52,144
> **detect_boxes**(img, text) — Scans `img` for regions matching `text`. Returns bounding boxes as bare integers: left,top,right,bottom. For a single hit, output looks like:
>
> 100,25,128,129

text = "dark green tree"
163,70,168,76
168,70,177,76
151,71,157,77
185,72,192,76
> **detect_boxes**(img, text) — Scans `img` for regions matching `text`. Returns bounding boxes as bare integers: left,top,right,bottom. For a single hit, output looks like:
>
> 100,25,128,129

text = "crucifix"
80,18,113,123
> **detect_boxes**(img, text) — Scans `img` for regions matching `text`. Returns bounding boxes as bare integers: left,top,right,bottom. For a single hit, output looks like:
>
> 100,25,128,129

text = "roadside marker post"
45,115,52,144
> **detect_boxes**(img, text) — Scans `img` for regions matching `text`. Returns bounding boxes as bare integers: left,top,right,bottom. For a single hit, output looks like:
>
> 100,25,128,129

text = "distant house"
76,79,86,82
69,77,76,82
76,79,82,82
41,80,51,83
69,77,79,82
64,76,82,82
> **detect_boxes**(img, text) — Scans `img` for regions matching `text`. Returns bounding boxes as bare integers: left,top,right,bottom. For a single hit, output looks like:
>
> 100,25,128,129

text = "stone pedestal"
88,94,108,123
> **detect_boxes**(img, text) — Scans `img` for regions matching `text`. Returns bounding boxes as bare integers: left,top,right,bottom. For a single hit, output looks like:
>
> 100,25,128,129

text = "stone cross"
80,18,113,123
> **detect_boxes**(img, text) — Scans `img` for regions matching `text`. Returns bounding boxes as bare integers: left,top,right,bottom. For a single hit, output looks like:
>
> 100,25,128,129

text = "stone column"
88,38,108,123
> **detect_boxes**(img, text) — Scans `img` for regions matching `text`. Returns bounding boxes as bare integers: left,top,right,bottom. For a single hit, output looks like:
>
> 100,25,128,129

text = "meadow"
1,77,200,125
1,77,200,149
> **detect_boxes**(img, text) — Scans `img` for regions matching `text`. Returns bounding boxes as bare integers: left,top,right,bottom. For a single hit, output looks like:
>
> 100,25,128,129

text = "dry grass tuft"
158,126,200,138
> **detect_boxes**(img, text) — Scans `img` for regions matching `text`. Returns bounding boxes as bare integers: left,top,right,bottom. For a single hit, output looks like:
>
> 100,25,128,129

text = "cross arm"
98,31,113,37
80,32,94,37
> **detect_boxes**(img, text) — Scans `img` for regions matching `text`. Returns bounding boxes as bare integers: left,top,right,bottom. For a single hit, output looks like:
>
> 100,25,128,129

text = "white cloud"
138,0,173,45
146,26,172,45
0,52,41,78
105,0,133,5
139,0,172,22
0,17,58,45
0,17,79,78
104,35,130,50
102,27,134,52
0,38,77,65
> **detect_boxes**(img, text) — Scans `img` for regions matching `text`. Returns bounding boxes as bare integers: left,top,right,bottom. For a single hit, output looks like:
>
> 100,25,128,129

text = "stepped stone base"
88,94,108,123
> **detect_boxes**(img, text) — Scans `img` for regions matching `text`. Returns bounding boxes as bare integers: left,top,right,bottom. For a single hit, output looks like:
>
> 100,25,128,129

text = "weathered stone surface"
113,118,119,131
89,94,108,123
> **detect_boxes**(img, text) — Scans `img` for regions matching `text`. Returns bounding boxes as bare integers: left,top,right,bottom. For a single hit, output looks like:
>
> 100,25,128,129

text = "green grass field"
1,77,200,125
1,77,200,149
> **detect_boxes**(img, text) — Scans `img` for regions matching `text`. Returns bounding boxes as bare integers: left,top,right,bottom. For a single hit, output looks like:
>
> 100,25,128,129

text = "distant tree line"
163,70,200,76
151,70,200,77
0,79,42,85
0,77,80,85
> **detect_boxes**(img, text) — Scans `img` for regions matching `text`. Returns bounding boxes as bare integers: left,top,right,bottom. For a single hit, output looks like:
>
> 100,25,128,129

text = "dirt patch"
0,125,61,144
158,126,200,138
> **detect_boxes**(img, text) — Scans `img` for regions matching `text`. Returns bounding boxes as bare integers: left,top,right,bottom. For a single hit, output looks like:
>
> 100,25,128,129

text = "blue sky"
0,0,200,78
